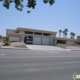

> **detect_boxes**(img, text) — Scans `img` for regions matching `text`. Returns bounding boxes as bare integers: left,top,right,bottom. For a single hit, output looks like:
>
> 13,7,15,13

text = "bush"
3,36,10,45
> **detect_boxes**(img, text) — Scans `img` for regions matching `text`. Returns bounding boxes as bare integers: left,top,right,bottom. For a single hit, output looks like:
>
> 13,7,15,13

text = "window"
34,32,42,35
25,31,33,34
43,33,50,36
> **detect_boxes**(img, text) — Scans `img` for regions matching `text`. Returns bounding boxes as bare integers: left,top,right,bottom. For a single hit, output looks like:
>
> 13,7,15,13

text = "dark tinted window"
25,31,33,34
34,32,42,35
43,33,50,36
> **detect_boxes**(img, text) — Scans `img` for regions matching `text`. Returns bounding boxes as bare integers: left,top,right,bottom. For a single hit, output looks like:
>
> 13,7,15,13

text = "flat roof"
15,27,57,34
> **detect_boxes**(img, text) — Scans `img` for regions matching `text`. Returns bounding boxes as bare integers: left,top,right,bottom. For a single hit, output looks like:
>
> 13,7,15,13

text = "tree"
77,36,80,39
3,36,10,45
64,28,68,38
0,0,55,12
27,10,31,13
64,32,67,38
62,30,65,38
77,36,80,45
0,35,3,39
70,32,73,38
64,28,68,33
58,30,62,37
72,33,75,39
70,32,75,39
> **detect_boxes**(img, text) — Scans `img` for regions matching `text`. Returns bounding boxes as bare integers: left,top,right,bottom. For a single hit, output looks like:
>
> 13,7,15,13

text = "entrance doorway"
24,36,33,44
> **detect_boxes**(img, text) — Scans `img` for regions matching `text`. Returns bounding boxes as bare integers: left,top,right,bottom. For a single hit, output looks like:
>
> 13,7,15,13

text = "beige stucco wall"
50,35,55,45
50,35,56,45
19,31,25,41
9,37,21,42
6,29,15,36
66,41,75,46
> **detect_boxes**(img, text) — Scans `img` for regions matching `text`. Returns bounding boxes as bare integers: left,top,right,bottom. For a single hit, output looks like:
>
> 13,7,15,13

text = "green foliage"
65,32,67,36
72,33,75,38
77,36,80,39
58,30,62,37
58,30,62,33
43,0,55,5
3,36,10,45
64,28,68,33
70,32,75,39
0,35,3,39
63,29,68,38
62,30,65,34
70,32,73,38
27,10,31,13
0,0,55,12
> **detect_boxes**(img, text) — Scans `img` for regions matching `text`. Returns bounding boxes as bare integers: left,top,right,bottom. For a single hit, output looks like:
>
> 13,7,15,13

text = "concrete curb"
0,47,29,50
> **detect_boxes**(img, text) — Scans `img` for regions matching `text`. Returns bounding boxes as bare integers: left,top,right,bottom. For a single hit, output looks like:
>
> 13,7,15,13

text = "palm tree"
70,32,73,38
58,30,62,37
72,33,76,39
63,30,65,38
64,32,67,38
63,28,68,38
64,28,68,33
77,36,80,39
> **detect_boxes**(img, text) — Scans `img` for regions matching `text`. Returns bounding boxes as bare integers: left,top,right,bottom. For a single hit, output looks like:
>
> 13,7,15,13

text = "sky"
0,0,80,38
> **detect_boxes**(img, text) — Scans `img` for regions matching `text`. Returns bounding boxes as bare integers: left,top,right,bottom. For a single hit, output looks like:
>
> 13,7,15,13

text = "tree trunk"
59,33,61,37
71,35,72,38
63,34,64,38
73,36,74,39
65,35,67,38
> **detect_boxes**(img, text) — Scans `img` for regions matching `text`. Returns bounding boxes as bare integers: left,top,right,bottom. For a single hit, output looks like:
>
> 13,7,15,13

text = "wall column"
54,40,57,46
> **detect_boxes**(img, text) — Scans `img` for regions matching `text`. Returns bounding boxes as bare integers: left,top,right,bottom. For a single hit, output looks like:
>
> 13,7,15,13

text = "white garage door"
10,37,20,42
42,37,50,45
33,36,41,45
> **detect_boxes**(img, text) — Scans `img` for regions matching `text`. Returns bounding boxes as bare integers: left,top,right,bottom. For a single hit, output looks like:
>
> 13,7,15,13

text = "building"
6,27,80,46
6,27,57,45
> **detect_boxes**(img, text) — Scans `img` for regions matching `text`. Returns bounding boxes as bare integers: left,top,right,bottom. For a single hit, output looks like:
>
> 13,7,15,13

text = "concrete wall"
19,31,25,41
50,35,55,45
6,29,15,36
66,41,75,46
10,37,21,42
19,31,25,34
6,29,23,42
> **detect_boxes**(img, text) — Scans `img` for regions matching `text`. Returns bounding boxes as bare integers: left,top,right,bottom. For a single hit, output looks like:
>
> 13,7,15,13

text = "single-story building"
6,27,80,46
55,37,80,46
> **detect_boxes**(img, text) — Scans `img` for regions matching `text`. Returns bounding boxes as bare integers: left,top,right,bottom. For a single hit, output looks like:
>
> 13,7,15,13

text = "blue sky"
0,0,80,38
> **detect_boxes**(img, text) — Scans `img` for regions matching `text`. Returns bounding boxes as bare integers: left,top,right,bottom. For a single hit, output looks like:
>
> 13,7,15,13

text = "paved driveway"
26,45,66,50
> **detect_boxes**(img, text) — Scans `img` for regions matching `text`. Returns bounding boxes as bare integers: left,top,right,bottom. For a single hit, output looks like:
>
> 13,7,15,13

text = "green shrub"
3,36,10,45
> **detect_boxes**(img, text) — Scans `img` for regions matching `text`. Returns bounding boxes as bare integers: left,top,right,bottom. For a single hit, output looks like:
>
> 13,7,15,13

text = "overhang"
8,33,23,37
15,27,57,35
